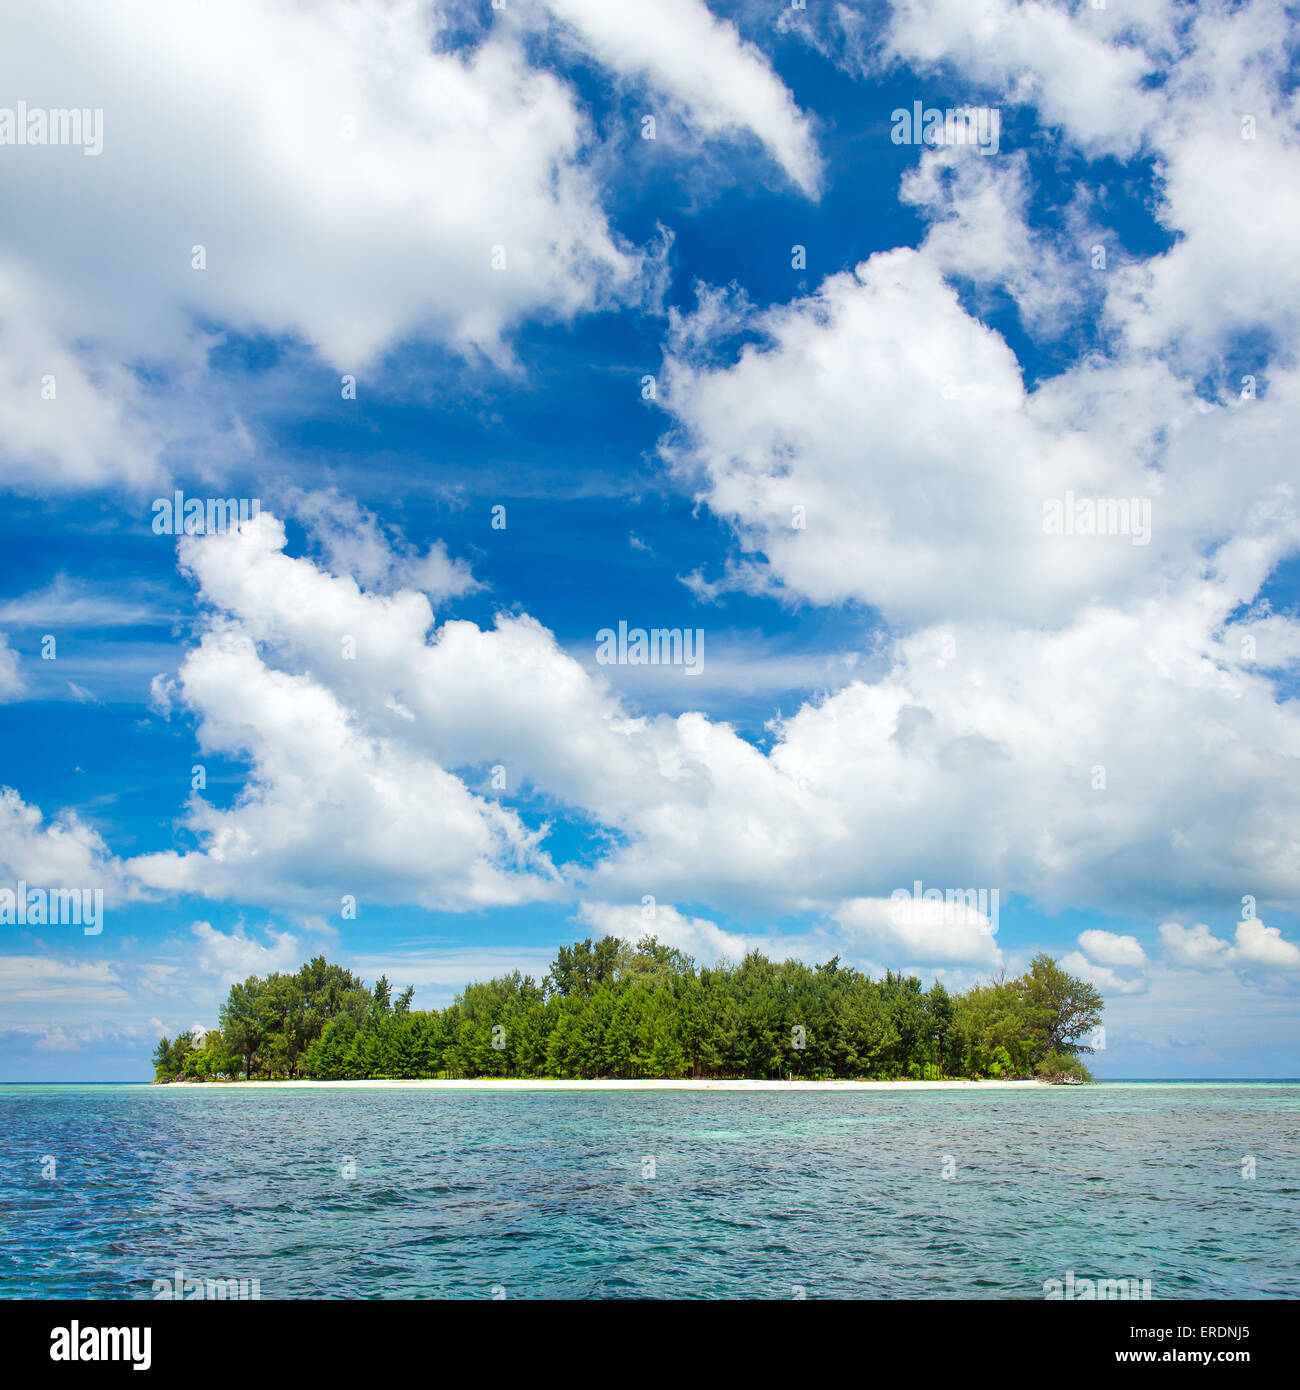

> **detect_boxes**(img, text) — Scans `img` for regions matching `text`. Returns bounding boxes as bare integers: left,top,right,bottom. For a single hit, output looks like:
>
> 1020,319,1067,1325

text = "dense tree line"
153,939,1102,1084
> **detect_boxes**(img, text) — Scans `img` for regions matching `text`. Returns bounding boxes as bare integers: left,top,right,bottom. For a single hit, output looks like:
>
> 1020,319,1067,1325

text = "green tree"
1021,954,1104,1057
160,944,1104,1086
220,979,266,1079
925,982,955,1074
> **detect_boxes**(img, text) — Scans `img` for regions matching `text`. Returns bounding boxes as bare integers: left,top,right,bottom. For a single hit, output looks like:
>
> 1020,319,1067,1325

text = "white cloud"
899,146,1098,338
148,674,177,720
0,1,637,370
1098,2,1300,369
833,896,1001,968
1061,950,1147,997
659,0,1300,639
0,500,1295,987
1232,918,1300,973
0,955,127,1005
534,0,822,195
857,0,1300,375
879,0,1158,158
1159,919,1300,976
138,962,183,996
71,507,1296,937
7,0,1300,1063
661,249,1300,628
1068,930,1148,996
571,580,1300,924
0,787,135,904
638,3,1300,941
0,0,816,492
1078,929,1147,968
31,1022,139,1052
0,267,167,493
1160,921,1233,971
290,490,481,604
128,619,566,913
348,947,556,1002
189,921,303,983
577,900,756,963
0,574,172,628
575,899,998,977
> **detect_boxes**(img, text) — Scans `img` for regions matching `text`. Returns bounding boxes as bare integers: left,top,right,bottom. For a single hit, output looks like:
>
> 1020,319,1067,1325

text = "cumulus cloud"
858,0,1300,373
1061,950,1147,997
1233,918,1300,972
128,618,566,913
0,490,1293,980
660,0,1300,633
4,1,1298,983
63,508,1290,945
1159,919,1300,976
2,1,634,367
1096,2,1300,368
0,268,168,493
899,146,1100,338
31,1022,138,1052
577,900,756,963
0,787,136,905
189,921,303,983
629,3,1300,951
833,896,1001,968
1077,930,1147,969
0,0,816,492
879,0,1158,158
1068,930,1148,996
1159,921,1234,972
661,248,1300,628
0,499,1294,986
6,0,1299,1076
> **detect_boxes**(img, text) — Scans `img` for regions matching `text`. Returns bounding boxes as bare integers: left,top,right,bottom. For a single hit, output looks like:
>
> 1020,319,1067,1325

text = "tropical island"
153,936,1103,1085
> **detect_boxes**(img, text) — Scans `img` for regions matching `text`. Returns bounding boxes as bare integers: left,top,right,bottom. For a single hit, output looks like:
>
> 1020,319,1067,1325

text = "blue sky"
2,0,1299,1080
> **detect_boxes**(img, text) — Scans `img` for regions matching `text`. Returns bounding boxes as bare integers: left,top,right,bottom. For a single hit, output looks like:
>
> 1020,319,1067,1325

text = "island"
153,937,1102,1086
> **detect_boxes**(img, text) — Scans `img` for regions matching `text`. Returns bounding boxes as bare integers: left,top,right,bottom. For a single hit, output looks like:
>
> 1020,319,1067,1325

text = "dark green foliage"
1021,953,1105,1056
152,1027,240,1082
1034,1049,1095,1083
157,937,1103,1082
151,1030,194,1081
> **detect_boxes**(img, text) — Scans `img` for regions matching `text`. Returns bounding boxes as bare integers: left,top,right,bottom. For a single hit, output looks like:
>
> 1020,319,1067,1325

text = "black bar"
2,1298,1289,1376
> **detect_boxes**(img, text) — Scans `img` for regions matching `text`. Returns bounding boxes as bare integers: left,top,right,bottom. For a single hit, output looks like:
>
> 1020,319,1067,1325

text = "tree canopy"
153,941,1103,1084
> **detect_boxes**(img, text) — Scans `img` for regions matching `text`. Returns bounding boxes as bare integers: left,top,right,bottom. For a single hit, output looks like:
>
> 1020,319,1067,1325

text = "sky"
1,0,1299,1081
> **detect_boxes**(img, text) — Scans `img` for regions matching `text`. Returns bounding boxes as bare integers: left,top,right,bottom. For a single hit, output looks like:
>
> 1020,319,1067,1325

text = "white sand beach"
191,1078,1047,1091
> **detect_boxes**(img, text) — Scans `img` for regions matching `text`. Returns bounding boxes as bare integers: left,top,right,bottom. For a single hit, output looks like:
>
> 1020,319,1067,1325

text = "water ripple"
0,1083,1296,1299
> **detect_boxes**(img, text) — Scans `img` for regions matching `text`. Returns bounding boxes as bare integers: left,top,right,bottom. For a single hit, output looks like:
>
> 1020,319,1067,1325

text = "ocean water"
1,1082,1296,1300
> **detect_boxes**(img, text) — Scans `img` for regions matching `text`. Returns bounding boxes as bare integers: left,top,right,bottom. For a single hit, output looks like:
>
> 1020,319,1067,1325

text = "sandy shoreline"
171,1078,1048,1092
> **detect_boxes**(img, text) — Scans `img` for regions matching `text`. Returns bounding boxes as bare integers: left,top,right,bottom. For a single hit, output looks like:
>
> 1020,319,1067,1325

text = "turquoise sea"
2,1082,1297,1299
